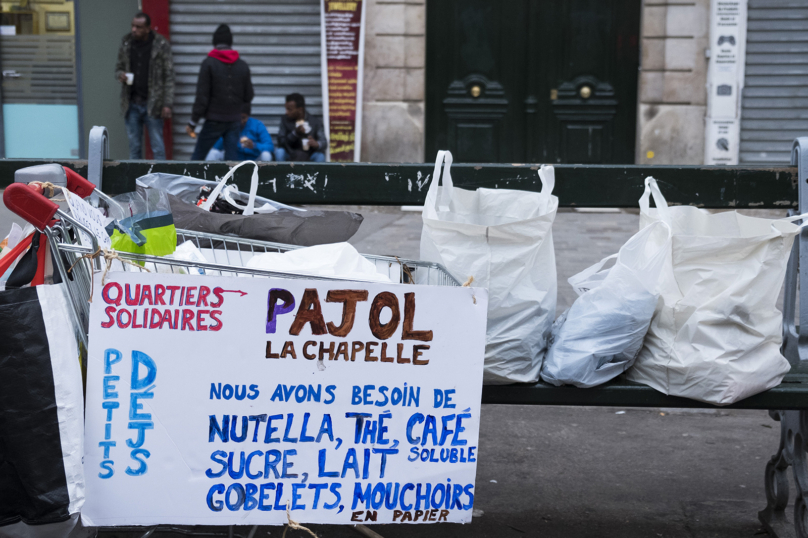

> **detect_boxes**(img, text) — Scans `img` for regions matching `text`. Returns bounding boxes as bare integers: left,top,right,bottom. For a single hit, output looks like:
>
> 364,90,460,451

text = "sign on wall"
320,0,366,162
705,0,748,165
81,273,487,526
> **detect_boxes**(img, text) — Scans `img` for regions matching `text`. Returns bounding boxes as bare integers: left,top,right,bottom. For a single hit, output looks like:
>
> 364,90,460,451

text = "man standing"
187,24,254,161
205,104,274,161
275,93,327,162
115,12,174,160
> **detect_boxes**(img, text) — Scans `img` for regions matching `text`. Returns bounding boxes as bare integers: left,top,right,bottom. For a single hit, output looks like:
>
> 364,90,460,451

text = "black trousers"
191,120,241,161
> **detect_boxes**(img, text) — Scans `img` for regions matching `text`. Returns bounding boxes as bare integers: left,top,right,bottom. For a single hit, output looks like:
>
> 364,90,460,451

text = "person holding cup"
115,12,175,160
275,93,327,162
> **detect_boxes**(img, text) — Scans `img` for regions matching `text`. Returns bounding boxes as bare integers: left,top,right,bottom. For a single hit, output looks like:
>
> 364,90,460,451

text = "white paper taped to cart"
62,187,111,249
81,271,487,526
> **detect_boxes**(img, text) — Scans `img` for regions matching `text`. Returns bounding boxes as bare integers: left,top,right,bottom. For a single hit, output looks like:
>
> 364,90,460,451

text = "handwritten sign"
63,188,111,249
81,272,487,526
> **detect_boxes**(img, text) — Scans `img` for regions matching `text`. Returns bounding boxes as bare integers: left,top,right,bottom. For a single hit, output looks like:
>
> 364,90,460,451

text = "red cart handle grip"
3,183,59,231
63,167,95,198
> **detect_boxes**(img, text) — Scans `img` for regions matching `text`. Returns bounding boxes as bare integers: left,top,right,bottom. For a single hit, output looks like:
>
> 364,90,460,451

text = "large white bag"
420,150,558,384
541,221,671,388
245,242,391,282
627,177,804,405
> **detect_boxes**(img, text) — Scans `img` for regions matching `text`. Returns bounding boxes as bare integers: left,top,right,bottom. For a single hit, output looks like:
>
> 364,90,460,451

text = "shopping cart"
3,171,460,360
3,169,461,538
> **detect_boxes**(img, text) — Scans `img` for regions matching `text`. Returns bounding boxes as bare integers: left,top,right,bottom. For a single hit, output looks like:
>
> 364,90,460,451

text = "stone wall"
360,0,426,163
637,0,710,164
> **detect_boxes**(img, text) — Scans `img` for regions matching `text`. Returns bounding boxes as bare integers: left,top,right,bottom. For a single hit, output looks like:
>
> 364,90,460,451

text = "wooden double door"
425,0,641,164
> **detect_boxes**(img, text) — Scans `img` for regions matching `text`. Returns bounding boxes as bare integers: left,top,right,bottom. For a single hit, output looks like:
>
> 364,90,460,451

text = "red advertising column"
321,0,366,162
142,0,173,160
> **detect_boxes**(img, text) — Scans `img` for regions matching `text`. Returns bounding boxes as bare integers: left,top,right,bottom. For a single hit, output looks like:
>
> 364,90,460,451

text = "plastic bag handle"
0,232,34,277
199,161,259,216
63,167,96,198
428,150,454,212
639,177,672,225
538,165,555,195
3,183,59,231
567,253,618,290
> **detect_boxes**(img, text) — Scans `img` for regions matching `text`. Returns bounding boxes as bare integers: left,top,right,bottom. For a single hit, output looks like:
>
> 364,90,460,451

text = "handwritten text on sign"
82,272,487,526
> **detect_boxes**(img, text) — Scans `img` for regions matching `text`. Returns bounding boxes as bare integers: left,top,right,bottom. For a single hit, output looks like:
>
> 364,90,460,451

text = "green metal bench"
2,136,807,537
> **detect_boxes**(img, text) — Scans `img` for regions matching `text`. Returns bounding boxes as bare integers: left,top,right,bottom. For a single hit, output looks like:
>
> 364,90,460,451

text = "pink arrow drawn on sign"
218,289,248,297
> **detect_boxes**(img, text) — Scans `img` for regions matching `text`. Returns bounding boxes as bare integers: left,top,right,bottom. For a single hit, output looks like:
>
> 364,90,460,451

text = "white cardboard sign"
82,272,487,526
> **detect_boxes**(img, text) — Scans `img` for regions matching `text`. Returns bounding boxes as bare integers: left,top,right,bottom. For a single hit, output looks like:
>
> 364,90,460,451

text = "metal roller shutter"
0,36,77,104
169,0,323,160
740,0,808,164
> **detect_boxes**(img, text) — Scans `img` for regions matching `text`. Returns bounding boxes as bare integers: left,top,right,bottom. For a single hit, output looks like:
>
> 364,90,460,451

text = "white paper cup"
125,73,134,85
302,139,310,151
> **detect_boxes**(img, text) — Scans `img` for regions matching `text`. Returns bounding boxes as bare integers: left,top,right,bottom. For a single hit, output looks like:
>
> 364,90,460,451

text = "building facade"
0,0,802,165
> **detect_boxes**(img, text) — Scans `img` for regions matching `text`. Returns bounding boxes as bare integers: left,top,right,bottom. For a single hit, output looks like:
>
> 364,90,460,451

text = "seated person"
205,104,274,161
275,92,326,162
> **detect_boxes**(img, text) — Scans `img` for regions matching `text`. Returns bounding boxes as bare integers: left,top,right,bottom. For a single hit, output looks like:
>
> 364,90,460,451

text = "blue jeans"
125,103,166,160
275,148,326,162
205,148,273,162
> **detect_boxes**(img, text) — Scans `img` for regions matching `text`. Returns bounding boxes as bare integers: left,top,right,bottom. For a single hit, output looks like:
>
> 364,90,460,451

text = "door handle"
2,70,21,78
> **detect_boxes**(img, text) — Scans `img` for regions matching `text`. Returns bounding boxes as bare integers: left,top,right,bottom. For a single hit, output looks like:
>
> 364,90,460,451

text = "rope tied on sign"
68,247,150,301
394,256,415,284
30,181,65,201
462,275,477,304
281,501,318,538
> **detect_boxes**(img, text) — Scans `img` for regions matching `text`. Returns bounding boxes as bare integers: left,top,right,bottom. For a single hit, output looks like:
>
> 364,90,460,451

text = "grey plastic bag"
540,222,671,388
137,167,363,246
165,194,363,246
136,171,299,213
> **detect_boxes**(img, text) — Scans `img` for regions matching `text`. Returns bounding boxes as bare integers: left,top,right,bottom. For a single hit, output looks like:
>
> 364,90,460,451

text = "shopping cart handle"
63,167,95,198
3,183,59,231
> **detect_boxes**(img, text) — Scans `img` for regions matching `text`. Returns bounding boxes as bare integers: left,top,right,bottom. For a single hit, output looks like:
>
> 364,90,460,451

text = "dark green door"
425,0,641,164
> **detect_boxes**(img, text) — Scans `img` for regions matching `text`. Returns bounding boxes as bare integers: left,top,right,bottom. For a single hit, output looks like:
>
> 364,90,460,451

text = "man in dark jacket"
115,12,174,160
187,24,254,161
275,93,327,162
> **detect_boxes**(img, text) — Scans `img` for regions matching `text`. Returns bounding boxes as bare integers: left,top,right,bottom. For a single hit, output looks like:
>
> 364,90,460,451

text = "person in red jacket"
186,24,254,161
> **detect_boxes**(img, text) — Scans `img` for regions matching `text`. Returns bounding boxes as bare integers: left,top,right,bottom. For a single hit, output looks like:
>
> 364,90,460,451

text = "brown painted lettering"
429,509,438,521
413,345,430,365
393,510,403,521
336,341,349,361
380,342,394,363
320,341,335,360
396,343,411,364
303,341,317,359
403,292,433,341
368,292,400,340
402,511,413,522
438,509,449,522
326,290,368,337
280,341,297,359
266,341,279,359
289,289,328,336
351,341,365,361
365,341,379,362
351,511,363,522
365,511,377,522
414,510,424,521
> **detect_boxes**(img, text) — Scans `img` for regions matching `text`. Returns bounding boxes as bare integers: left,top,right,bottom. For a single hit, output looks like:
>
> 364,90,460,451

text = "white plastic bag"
245,243,391,282
627,177,806,405
541,221,671,388
136,166,301,214
420,150,558,384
